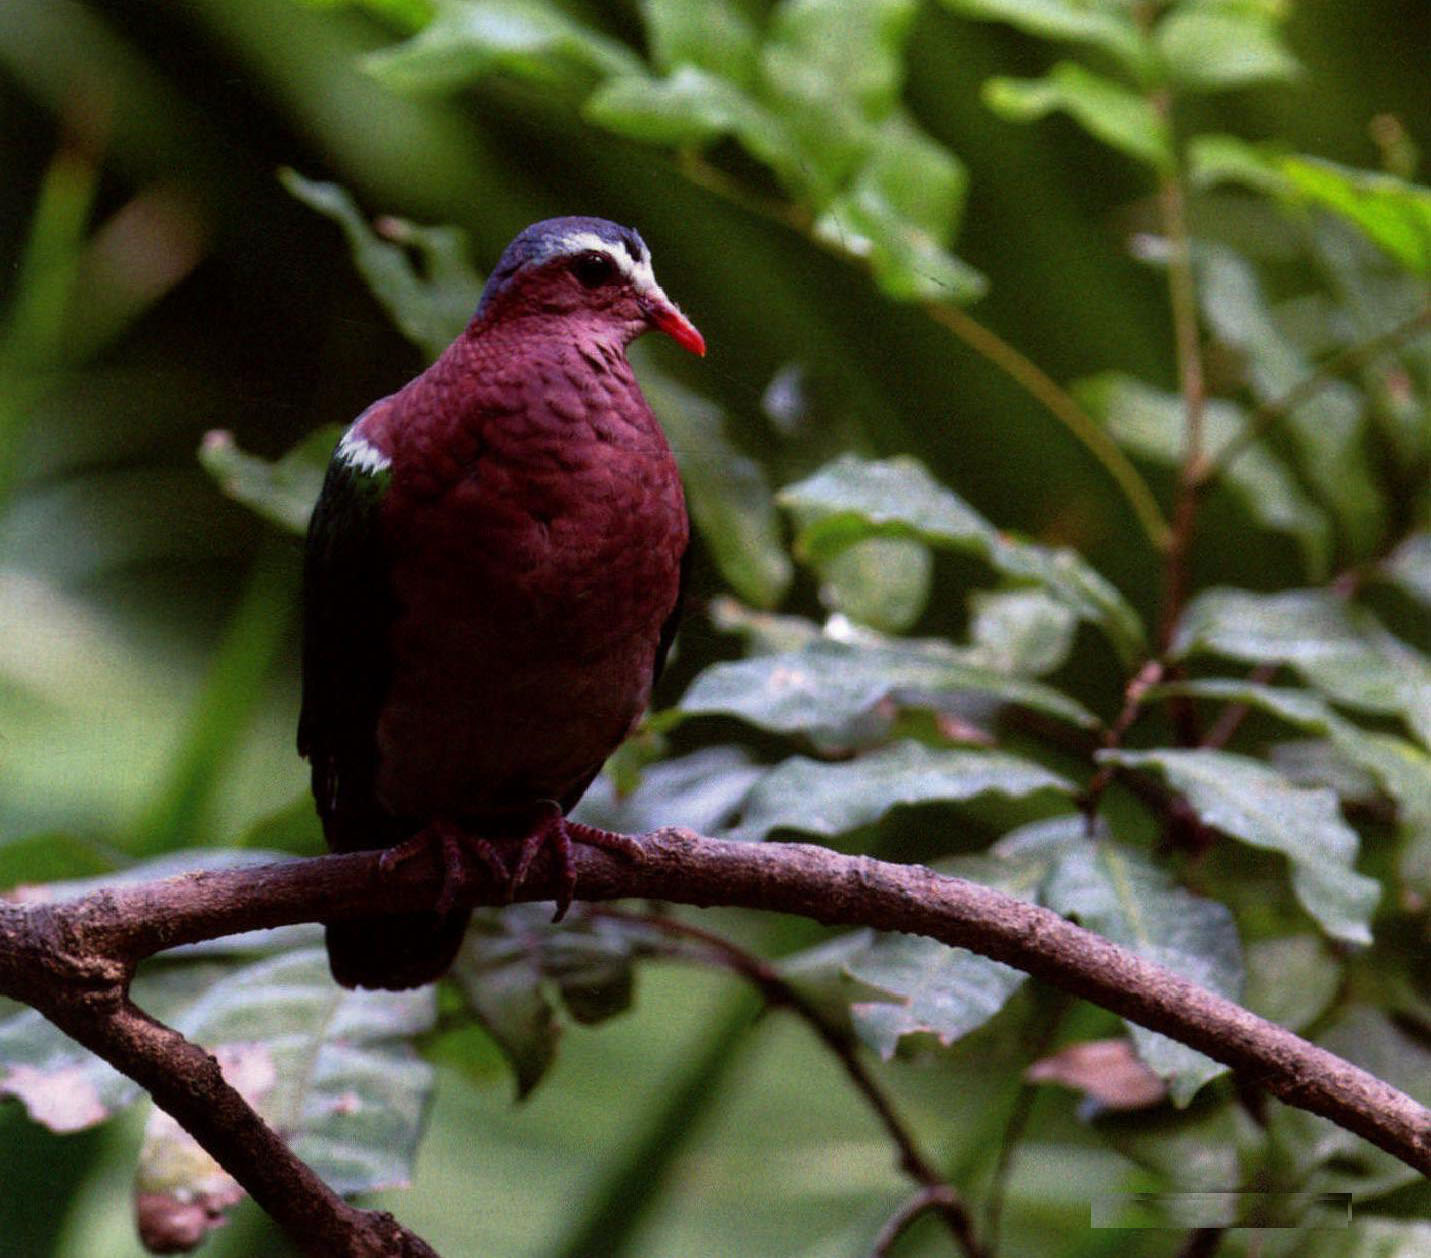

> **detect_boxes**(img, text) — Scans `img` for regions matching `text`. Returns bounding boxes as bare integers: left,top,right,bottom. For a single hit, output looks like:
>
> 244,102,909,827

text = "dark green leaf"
983,63,1173,172
1099,748,1380,944
725,739,1072,842
845,934,1025,1059
280,169,480,358
198,426,338,536
1078,371,1330,577
633,355,792,608
363,0,640,93
450,906,663,1097
1043,834,1243,1103
678,637,1101,741
1155,8,1300,92
1172,587,1431,748
780,455,1144,662
940,0,1149,78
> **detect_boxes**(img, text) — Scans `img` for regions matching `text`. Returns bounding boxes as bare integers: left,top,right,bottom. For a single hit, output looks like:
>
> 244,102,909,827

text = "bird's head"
473,216,705,356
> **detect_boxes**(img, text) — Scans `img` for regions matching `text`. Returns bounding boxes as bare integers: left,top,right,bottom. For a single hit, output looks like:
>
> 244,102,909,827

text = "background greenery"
0,1,1428,1256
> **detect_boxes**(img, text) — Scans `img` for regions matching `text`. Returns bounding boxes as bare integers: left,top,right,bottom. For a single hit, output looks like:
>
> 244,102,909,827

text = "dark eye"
571,251,618,288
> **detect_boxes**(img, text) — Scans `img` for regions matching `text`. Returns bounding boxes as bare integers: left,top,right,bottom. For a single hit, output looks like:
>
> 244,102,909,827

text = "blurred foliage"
1,0,1429,1256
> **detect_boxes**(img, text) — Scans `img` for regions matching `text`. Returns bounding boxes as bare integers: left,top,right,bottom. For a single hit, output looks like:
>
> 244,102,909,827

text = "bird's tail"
325,908,471,990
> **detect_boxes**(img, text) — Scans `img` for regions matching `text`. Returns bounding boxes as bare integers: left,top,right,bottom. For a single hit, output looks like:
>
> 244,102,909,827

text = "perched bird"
299,216,703,989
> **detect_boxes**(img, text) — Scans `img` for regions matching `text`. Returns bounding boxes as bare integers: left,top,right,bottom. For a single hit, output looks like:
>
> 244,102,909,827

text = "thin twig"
869,1185,961,1258
592,907,987,1258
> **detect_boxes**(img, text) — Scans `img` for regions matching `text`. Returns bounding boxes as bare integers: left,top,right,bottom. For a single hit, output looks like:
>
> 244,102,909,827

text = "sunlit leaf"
633,354,792,608
640,0,761,85
678,636,1101,741
363,0,641,93
1154,8,1300,92
724,739,1072,842
845,934,1025,1059
940,0,1149,77
585,66,770,146
812,116,985,303
983,63,1173,172
280,168,480,358
1100,748,1380,944
198,426,338,535
1173,587,1431,748
1077,371,1330,577
1044,834,1243,1103
780,454,1144,662
1280,157,1431,279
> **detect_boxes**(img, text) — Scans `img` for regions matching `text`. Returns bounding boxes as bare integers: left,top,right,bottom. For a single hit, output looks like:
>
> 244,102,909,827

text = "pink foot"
508,804,643,922
378,820,512,917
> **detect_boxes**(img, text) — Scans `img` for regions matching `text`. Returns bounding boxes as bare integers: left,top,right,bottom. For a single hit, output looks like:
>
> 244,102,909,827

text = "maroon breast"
366,325,687,823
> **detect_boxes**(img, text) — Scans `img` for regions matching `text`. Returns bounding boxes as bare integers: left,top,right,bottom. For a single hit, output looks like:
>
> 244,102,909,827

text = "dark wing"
298,415,402,855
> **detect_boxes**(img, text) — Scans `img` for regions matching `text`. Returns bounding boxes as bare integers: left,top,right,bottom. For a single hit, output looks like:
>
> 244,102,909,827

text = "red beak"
646,299,706,357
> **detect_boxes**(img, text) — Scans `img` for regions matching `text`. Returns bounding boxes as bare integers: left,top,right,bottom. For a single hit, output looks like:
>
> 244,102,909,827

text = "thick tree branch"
2,829,1427,1258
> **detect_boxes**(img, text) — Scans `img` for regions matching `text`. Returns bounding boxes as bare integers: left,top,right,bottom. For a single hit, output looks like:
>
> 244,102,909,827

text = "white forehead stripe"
535,229,660,295
336,427,391,474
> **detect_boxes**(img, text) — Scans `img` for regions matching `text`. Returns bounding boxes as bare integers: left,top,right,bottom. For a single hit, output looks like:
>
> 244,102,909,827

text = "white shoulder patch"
336,426,391,475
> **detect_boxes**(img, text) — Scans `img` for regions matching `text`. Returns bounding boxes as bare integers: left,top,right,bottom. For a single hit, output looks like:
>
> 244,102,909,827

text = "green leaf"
1198,247,1383,549
939,0,1150,78
967,589,1078,677
1099,748,1380,945
640,0,761,85
173,947,436,1194
780,455,1145,663
983,62,1173,172
845,934,1026,1059
363,0,641,93
1043,835,1243,1104
1077,371,1330,577
725,739,1073,842
198,426,338,535
812,117,985,303
1172,587,1431,748
1154,8,1300,92
585,66,771,147
631,353,792,608
575,747,764,837
678,637,1101,742
812,537,932,632
1279,156,1431,279
1151,679,1431,835
280,169,480,358
1383,531,1431,607
451,905,661,1097
1240,934,1340,1033
764,0,916,124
